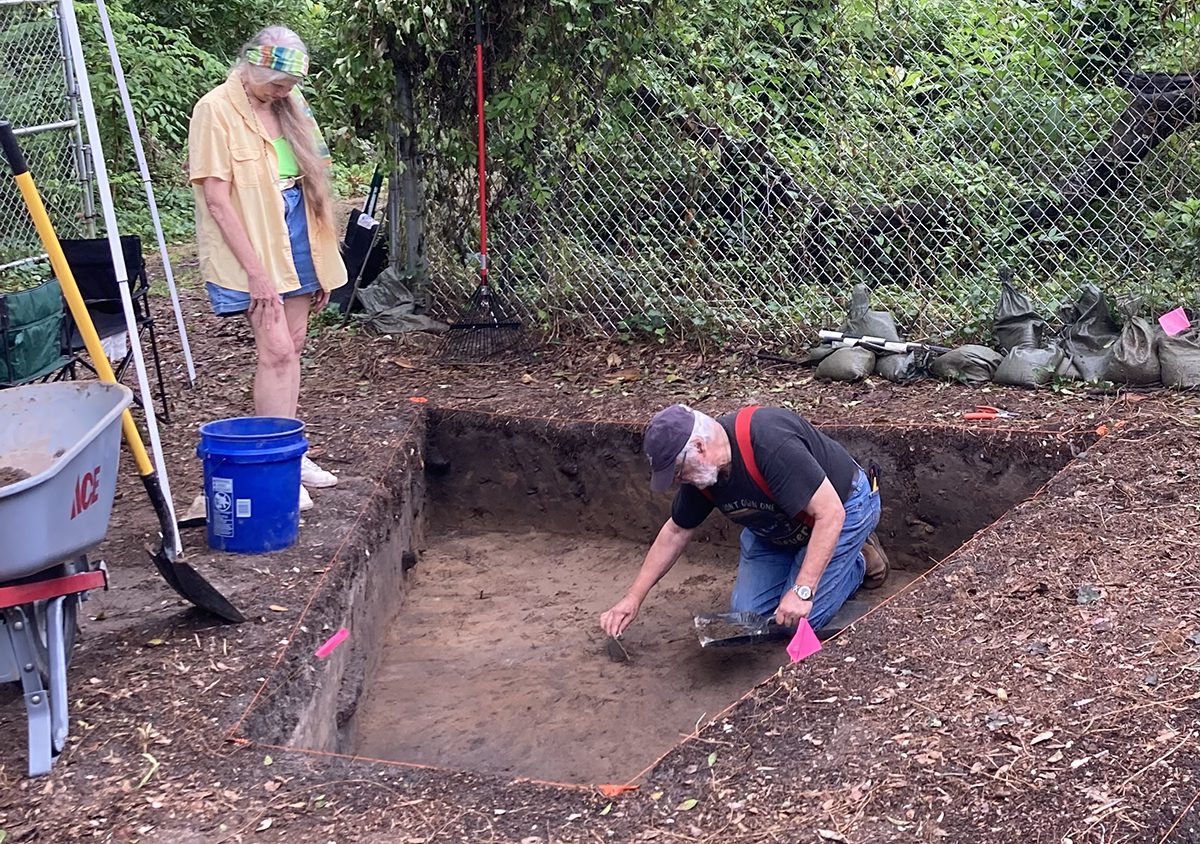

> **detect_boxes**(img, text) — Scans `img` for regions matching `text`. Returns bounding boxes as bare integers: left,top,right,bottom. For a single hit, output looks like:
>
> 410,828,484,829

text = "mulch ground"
1,245,1199,843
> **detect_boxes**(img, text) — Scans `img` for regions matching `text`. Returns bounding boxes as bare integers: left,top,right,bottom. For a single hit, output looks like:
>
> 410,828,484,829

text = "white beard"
689,463,720,489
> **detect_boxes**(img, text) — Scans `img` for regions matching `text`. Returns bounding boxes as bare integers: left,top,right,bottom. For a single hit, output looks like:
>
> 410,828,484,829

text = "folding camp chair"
0,277,72,388
58,236,170,421
331,168,388,315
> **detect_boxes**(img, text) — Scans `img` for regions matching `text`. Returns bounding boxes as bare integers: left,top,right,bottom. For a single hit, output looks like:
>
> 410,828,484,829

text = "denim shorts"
206,185,321,316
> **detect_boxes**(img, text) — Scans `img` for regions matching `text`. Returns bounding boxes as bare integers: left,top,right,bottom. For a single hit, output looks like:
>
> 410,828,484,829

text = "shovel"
1,121,245,623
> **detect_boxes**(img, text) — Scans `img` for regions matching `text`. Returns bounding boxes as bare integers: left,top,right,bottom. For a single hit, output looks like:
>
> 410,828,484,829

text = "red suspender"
734,406,770,497
700,406,815,527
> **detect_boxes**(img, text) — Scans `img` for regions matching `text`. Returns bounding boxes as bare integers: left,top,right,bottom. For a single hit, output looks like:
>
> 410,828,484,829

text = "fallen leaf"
263,755,273,766
256,818,273,832
650,791,663,801
269,605,288,613
264,781,280,793
599,802,613,816
818,831,847,842
520,373,535,384
1048,750,1064,763
1031,730,1054,745
606,353,622,368
146,639,165,647
995,688,1009,701
707,751,717,767
606,368,641,384
677,798,698,811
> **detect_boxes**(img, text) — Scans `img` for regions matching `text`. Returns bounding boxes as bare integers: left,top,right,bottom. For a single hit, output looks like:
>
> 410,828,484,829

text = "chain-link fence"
0,0,92,285
413,1,1200,345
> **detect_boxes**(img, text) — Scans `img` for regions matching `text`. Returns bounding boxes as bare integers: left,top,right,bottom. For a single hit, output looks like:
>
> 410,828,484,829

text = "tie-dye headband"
245,45,309,78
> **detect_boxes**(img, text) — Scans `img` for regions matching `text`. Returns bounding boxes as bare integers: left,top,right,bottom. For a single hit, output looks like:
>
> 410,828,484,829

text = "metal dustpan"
694,611,792,648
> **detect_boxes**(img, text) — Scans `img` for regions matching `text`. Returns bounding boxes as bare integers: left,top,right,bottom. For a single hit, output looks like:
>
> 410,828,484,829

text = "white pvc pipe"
92,0,196,385
58,0,181,553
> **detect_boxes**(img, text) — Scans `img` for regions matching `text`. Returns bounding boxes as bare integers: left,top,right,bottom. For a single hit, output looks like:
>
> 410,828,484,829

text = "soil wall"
427,411,1079,570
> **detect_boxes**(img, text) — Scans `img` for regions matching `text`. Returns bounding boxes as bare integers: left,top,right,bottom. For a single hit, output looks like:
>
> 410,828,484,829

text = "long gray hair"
234,26,334,229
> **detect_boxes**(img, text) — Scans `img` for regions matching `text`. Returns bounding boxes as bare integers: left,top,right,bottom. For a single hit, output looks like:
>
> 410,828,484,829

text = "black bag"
1104,296,1161,385
838,284,901,341
1158,326,1200,389
1056,284,1119,383
816,347,876,382
993,269,1047,352
994,344,1064,387
878,350,931,384
931,345,1002,386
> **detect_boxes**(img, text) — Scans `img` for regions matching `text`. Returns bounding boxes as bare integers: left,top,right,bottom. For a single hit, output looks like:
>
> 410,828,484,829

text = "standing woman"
189,26,347,510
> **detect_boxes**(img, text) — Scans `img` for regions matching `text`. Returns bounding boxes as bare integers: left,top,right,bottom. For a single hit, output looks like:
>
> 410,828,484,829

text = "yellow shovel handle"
2,124,154,476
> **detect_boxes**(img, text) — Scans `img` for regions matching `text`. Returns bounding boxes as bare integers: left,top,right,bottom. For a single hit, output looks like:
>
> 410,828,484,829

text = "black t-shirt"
671,407,859,547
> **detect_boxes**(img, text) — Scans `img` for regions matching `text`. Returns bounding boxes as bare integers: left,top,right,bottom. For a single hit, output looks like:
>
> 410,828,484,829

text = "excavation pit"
263,412,1082,786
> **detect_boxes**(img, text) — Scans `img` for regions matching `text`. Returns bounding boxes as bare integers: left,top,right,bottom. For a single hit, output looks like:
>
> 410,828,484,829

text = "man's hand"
600,595,642,638
774,589,812,628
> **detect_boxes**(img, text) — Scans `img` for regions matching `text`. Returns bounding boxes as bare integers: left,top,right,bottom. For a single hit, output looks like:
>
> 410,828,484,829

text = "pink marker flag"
786,618,822,663
1159,307,1191,337
315,627,349,659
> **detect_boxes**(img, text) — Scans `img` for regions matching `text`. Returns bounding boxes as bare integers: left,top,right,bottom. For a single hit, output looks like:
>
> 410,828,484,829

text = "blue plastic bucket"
196,417,308,554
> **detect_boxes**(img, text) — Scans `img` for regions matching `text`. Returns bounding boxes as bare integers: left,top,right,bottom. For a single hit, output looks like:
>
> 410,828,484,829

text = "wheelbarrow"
0,381,132,776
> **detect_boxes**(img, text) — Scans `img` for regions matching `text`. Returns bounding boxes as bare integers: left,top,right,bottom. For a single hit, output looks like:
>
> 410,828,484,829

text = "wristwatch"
791,583,813,601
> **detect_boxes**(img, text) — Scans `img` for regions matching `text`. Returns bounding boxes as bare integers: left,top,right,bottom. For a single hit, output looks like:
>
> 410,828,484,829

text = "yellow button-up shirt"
188,77,347,294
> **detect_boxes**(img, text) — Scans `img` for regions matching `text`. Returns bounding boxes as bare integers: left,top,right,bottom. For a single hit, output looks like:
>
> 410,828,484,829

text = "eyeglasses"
672,447,690,485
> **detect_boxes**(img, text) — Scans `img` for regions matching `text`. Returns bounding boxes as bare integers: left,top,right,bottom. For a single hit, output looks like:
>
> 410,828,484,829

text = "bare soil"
350,530,787,785
1,242,1199,843
0,466,31,486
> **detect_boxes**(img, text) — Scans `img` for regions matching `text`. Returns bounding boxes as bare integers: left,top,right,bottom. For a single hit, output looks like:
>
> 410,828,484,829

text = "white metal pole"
58,0,181,552
92,0,196,385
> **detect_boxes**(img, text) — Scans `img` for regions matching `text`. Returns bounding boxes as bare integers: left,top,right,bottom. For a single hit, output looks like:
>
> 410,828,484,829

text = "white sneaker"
301,455,338,488
299,484,313,512
183,493,207,523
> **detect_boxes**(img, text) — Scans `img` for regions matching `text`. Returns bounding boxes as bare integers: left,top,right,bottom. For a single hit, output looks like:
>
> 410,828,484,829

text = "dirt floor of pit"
350,529,918,784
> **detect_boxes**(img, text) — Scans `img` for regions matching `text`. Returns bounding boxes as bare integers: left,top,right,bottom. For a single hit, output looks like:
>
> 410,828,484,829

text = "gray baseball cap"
644,404,695,492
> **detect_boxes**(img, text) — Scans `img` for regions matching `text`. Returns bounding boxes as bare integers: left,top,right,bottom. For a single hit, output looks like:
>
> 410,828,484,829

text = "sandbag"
816,347,877,382
838,284,901,341
1104,296,1161,385
930,345,1002,386
875,351,930,384
994,271,1047,352
805,345,836,365
1158,327,1200,389
1056,284,1119,382
994,344,1064,387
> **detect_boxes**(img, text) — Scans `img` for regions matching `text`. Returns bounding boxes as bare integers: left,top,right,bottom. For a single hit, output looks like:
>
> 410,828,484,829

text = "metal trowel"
694,611,792,648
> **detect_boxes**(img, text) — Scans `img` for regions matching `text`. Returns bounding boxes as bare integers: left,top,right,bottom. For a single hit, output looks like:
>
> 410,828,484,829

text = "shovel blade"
694,611,789,648
140,474,245,623
149,548,246,623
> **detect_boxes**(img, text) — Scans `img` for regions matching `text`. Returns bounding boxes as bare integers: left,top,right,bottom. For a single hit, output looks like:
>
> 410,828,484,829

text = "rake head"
436,283,525,362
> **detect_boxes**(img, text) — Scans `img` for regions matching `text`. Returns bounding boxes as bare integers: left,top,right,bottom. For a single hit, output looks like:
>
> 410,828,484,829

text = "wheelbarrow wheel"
25,556,84,684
